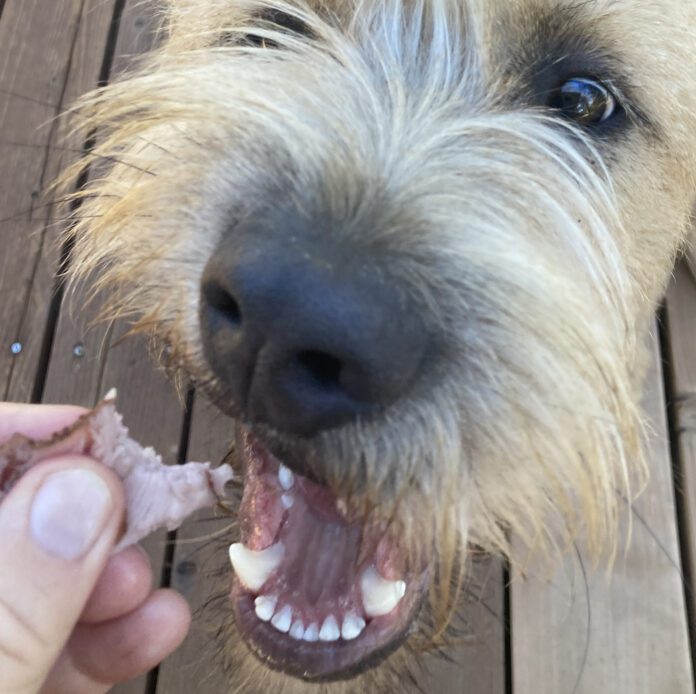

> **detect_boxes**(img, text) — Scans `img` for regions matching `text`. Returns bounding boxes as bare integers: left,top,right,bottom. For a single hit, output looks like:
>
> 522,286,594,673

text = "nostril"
204,282,242,326
296,350,343,392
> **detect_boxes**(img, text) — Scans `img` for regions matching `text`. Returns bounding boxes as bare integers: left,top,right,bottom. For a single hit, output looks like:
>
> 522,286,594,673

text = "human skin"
0,403,191,694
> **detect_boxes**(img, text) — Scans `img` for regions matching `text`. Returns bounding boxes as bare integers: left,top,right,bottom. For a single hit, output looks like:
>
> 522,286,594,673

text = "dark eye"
243,9,312,49
548,77,619,125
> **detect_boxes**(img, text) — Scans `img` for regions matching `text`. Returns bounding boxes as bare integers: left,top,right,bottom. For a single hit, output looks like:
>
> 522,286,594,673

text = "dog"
61,0,696,690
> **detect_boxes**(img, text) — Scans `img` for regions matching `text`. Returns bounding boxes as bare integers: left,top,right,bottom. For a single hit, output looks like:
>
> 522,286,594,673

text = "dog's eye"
243,9,312,48
548,77,618,125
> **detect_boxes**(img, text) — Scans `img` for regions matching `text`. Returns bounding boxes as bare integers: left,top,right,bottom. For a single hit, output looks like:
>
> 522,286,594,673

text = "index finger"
0,402,87,443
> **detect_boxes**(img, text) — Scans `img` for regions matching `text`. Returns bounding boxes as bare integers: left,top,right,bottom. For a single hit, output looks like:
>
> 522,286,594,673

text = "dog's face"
67,0,696,686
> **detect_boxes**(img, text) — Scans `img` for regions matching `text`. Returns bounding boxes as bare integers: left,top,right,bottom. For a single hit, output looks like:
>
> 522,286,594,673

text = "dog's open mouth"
229,429,428,681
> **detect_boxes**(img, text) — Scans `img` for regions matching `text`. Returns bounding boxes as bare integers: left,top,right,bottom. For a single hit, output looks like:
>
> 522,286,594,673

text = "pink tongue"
281,502,363,605
256,492,369,624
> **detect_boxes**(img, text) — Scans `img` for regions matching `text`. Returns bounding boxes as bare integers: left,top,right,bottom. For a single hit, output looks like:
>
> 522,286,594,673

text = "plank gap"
503,563,513,694
161,388,197,585
98,0,129,87
657,302,696,671
145,663,159,694
158,388,196,590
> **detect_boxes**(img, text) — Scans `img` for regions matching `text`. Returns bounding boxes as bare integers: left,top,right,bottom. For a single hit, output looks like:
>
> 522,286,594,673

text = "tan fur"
60,0,696,690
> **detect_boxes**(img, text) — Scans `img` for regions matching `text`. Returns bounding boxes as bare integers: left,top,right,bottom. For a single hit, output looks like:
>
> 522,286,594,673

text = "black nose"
199,222,430,436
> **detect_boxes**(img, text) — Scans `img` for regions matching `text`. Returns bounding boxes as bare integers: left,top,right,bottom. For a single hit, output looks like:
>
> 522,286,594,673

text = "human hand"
0,403,191,694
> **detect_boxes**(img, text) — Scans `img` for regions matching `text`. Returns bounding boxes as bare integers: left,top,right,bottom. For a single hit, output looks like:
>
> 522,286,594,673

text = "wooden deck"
0,1,694,692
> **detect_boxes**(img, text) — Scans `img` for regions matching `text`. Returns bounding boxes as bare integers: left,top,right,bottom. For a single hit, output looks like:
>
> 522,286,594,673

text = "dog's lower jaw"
232,580,426,682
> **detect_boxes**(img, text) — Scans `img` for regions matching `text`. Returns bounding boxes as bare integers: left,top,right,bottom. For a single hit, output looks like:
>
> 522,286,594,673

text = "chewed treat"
0,390,233,552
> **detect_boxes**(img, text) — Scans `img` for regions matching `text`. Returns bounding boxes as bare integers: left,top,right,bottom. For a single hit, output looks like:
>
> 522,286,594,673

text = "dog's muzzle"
229,429,428,680
198,208,435,678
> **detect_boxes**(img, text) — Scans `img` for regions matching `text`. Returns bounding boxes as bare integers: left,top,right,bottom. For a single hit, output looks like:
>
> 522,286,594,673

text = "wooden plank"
0,0,115,402
158,398,506,693
2,0,162,404
12,0,121,399
40,0,161,411
109,0,163,65
38,3,172,694
0,0,83,399
511,330,693,693
665,261,696,621
414,557,505,693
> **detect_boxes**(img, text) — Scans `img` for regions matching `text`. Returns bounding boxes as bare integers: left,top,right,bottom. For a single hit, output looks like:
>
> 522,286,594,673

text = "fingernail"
30,469,113,560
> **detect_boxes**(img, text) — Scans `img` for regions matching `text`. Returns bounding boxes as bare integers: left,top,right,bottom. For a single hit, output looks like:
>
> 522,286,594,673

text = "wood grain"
414,556,506,694
0,0,114,402
510,330,693,693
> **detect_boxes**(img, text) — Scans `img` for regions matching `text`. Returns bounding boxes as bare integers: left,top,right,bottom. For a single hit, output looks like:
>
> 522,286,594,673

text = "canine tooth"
319,615,340,642
341,612,366,640
271,605,292,633
254,594,278,622
278,464,294,490
289,619,305,640
281,494,294,509
228,542,284,592
360,566,407,617
303,622,319,642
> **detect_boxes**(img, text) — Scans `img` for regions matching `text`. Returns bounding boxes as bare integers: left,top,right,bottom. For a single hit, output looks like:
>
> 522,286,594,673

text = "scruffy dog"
63,0,696,690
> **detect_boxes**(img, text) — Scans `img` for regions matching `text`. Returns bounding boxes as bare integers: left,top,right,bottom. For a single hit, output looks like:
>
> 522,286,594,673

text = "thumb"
0,456,124,694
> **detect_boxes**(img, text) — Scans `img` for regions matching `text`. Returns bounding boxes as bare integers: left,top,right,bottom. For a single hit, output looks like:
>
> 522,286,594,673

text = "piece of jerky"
0,390,233,552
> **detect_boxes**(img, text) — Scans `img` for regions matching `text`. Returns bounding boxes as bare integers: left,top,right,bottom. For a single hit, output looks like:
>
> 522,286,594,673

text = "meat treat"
0,390,233,551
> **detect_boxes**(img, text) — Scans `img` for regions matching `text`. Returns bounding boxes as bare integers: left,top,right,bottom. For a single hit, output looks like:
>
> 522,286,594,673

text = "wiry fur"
60,0,696,690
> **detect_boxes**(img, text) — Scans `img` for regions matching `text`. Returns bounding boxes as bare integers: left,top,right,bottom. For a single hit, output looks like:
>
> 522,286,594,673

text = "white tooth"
360,566,407,617
303,622,319,642
281,494,294,509
289,619,305,640
278,464,294,490
319,615,340,642
271,605,292,633
254,594,278,622
341,612,366,640
228,542,284,592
